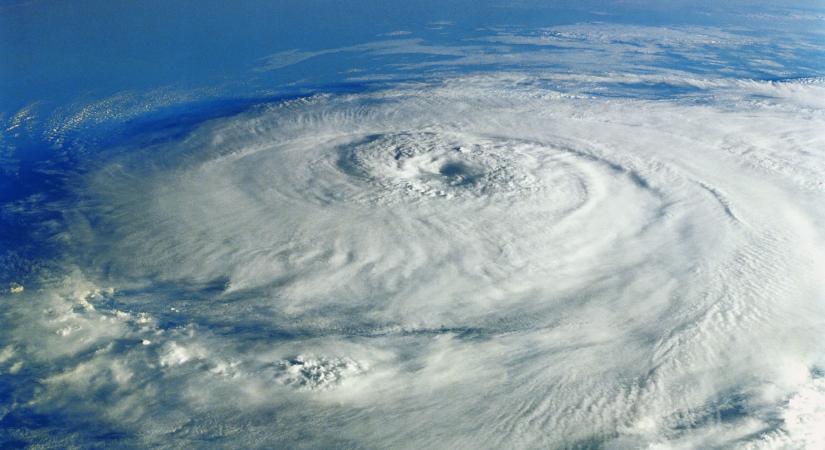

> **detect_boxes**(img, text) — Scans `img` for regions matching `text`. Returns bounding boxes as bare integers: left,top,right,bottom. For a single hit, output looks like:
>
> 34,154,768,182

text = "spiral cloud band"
1,70,822,448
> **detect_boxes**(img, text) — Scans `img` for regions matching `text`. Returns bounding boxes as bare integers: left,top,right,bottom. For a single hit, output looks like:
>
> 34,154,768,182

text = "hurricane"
2,1,825,448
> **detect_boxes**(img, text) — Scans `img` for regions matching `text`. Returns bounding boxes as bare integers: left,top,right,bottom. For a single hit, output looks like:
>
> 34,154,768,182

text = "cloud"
256,39,480,72
3,7,825,445
3,72,822,447
381,30,412,37
254,22,823,82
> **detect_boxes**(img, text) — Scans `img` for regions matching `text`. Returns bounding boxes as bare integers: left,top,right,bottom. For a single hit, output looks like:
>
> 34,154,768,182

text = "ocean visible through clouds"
2,1,825,448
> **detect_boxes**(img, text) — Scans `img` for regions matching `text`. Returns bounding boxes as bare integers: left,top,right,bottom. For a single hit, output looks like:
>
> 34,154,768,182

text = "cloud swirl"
3,72,823,448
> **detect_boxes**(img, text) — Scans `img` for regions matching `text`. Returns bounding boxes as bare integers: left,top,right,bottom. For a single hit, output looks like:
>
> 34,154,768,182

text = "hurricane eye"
439,161,470,177
324,132,548,203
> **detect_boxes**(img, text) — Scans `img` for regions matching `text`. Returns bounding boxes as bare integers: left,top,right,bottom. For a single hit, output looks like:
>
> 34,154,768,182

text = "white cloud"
3,73,821,447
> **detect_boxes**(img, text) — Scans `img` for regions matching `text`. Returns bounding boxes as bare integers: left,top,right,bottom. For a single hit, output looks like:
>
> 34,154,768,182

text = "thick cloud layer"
2,73,824,448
